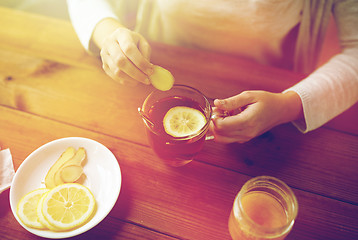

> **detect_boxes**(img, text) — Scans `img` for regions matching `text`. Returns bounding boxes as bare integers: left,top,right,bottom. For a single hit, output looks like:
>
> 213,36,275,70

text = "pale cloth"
0,148,15,194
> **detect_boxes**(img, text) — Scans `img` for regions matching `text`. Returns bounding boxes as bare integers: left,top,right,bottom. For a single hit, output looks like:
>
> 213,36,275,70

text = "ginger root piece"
60,165,84,183
149,65,174,91
44,147,76,189
53,147,86,186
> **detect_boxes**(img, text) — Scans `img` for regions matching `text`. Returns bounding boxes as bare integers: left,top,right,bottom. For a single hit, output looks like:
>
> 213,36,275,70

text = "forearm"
67,0,119,54
286,48,358,132
92,18,126,50
280,91,304,124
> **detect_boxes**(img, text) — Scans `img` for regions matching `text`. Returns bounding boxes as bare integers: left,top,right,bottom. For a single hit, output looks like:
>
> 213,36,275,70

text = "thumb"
214,92,254,111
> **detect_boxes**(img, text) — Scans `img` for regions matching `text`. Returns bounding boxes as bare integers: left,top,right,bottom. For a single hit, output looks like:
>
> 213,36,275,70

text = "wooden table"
1,6,357,240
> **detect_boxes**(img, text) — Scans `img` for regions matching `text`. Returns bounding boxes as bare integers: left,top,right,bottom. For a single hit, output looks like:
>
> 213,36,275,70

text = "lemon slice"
17,188,49,229
149,65,174,91
41,183,96,231
37,192,60,231
163,106,207,137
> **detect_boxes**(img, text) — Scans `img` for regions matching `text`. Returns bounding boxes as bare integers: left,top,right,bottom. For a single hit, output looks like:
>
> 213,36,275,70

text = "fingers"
102,61,138,86
214,91,256,111
210,104,259,143
212,112,246,132
117,33,153,76
137,34,152,62
102,43,149,84
210,91,283,143
209,121,251,143
100,28,153,85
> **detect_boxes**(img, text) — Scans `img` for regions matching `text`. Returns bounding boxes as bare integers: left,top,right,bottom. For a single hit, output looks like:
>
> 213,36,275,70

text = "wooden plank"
1,54,358,205
198,123,358,205
1,106,357,239
0,6,99,70
0,50,151,144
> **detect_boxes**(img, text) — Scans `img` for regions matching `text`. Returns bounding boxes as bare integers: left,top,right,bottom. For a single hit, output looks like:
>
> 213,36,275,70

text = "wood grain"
1,49,357,205
1,106,357,240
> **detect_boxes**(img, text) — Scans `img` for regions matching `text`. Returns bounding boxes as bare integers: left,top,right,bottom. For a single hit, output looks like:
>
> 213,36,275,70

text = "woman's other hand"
210,91,303,143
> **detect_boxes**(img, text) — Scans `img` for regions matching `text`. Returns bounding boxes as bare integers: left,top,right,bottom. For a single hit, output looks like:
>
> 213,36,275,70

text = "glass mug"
228,176,298,240
139,84,212,167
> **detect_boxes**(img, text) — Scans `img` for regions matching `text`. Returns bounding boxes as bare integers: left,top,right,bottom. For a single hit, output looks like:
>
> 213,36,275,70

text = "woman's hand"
93,18,153,86
210,90,303,143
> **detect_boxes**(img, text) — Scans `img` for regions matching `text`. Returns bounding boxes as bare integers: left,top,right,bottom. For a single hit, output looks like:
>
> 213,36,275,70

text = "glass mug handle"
205,134,215,141
205,110,232,141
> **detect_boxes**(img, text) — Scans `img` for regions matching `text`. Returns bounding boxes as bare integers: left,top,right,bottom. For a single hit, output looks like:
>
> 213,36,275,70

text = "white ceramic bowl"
9,137,122,238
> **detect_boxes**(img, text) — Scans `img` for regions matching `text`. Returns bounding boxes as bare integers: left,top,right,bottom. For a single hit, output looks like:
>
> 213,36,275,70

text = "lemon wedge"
149,65,174,91
163,106,207,137
41,183,96,231
17,188,49,229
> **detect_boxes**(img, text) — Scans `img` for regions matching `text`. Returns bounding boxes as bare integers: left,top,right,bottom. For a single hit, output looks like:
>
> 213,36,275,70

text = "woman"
67,0,358,143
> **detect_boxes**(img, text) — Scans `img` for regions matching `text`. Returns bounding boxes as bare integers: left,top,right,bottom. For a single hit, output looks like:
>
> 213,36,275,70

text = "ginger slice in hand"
149,65,174,91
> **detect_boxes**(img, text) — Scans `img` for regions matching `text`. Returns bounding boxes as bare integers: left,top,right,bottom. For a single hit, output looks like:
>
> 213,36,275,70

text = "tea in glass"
140,85,212,167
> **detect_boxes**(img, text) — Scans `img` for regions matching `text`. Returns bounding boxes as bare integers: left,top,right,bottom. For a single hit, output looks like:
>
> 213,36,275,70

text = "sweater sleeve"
66,0,119,55
284,0,358,133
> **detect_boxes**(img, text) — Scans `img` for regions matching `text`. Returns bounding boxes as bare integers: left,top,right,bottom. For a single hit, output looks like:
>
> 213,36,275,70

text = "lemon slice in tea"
17,188,49,229
163,106,207,137
41,183,96,231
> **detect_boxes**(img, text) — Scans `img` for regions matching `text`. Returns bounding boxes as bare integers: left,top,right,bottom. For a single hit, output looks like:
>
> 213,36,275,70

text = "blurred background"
0,0,340,67
0,0,69,19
